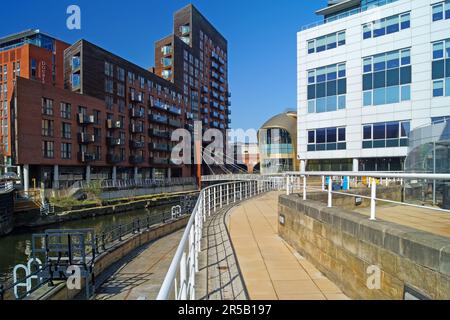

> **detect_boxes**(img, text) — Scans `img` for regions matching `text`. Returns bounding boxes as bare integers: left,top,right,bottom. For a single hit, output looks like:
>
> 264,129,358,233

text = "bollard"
327,177,332,208
370,178,377,221
303,175,307,201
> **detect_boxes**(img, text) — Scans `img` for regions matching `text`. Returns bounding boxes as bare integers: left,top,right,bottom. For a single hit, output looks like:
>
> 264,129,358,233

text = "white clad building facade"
297,0,450,172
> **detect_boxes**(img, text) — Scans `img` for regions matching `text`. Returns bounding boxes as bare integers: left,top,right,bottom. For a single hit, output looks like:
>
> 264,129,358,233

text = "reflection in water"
0,205,171,283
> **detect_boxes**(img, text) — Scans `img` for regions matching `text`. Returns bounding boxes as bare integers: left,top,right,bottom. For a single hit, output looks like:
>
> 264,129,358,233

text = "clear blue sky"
2,0,326,131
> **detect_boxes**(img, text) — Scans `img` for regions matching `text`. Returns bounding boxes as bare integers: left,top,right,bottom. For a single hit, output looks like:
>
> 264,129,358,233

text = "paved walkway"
94,229,183,300
196,205,247,300
354,204,450,238
228,192,349,300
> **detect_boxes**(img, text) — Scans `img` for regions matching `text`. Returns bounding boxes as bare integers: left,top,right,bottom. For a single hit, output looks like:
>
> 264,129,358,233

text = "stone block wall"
279,194,450,300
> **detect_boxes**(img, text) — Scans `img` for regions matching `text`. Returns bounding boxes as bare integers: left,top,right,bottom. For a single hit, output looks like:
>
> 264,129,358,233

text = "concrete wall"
279,194,450,300
28,215,189,300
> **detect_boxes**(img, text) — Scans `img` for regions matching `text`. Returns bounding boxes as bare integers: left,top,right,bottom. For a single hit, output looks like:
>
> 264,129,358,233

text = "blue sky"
2,0,326,130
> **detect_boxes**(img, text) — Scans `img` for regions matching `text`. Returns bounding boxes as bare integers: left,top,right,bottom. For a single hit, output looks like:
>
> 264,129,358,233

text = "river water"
0,205,172,284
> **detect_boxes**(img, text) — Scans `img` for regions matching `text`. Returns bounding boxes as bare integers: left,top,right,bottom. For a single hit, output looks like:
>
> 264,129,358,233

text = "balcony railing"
106,119,124,130
150,158,169,165
77,113,95,125
130,124,144,134
129,155,145,164
129,92,143,103
149,114,168,124
78,133,95,144
130,141,145,149
78,152,96,163
149,129,170,139
149,143,170,152
107,153,122,164
130,108,145,118
168,119,182,127
106,137,125,147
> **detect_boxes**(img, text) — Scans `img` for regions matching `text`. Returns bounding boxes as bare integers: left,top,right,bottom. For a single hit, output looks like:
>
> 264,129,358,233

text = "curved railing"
157,178,278,300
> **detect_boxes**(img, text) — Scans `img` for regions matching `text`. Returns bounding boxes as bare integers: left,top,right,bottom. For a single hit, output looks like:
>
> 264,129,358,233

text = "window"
432,1,450,22
42,98,53,115
31,59,37,79
60,102,71,119
61,122,71,139
117,67,125,82
362,48,411,106
42,141,54,158
432,39,450,97
362,121,410,149
363,12,410,40
105,61,114,77
307,31,346,54
42,119,54,137
105,79,113,94
61,143,72,159
307,127,346,151
307,63,346,113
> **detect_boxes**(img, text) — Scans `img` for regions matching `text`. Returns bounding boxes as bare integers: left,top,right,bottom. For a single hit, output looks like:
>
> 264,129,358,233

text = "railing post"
321,175,325,192
180,252,187,300
327,177,332,208
213,186,217,212
240,183,243,201
219,185,223,208
202,193,206,222
286,175,290,195
303,175,307,201
370,178,377,221
234,183,236,203
208,188,211,216
227,184,230,205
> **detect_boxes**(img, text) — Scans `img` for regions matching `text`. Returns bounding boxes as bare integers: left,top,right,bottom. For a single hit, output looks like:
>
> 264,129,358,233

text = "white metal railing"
284,171,450,221
157,178,279,300
69,177,196,190
201,174,282,182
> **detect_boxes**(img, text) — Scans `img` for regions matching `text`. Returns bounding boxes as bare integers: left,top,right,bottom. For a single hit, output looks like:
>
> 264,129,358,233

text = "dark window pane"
363,73,373,90
363,31,371,39
373,123,386,139
327,42,337,50
326,128,337,143
308,131,315,143
374,71,386,88
338,79,346,94
327,81,337,96
386,122,399,139
432,60,445,80
373,27,385,37
316,83,326,98
317,45,326,52
433,12,443,21
307,145,316,151
363,125,372,139
338,128,346,141
386,23,399,34
386,68,399,86
308,85,316,100
400,66,411,84
401,21,410,29
316,129,326,143
446,58,450,77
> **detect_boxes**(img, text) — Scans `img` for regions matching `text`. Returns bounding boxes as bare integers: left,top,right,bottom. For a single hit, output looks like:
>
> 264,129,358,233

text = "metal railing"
69,177,196,190
284,171,450,221
0,181,14,193
157,179,278,300
201,174,281,182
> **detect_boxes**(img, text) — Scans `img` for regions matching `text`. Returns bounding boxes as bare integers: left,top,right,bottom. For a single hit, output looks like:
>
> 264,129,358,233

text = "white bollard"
370,178,377,221
328,177,332,208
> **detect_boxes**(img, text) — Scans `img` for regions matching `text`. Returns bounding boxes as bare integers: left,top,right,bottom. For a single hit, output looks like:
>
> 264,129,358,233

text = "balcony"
71,56,81,70
78,133,95,144
130,140,145,149
201,108,208,114
107,153,122,164
210,101,219,109
130,124,144,134
161,45,173,55
106,137,125,147
180,25,190,35
201,97,209,104
227,109,231,115
168,106,182,115
149,129,170,139
227,100,231,107
106,119,123,130
210,121,219,128
78,152,96,163
227,119,231,124
129,155,145,165
149,143,170,152
149,114,168,124
219,66,225,74
219,77,225,84
202,86,209,94
150,158,169,165
227,92,232,98
168,119,182,127
219,105,225,112
210,112,220,119
185,123,194,131
211,61,219,69
129,92,143,103
77,113,95,125
130,107,145,118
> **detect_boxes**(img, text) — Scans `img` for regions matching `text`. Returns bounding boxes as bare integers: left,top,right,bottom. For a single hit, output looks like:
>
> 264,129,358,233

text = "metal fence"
284,171,450,220
72,177,196,190
157,178,278,300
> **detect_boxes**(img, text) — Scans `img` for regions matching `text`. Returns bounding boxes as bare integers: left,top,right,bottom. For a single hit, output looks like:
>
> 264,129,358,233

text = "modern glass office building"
297,0,450,172
258,111,298,174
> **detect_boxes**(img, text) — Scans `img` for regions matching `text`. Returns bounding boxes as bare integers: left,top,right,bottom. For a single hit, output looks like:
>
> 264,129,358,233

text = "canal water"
0,205,172,284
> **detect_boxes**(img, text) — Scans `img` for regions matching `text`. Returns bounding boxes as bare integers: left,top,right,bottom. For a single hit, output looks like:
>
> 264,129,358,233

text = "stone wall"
279,193,450,300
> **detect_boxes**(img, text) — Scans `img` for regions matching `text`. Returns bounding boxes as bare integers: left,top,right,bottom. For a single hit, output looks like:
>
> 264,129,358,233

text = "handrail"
157,178,280,300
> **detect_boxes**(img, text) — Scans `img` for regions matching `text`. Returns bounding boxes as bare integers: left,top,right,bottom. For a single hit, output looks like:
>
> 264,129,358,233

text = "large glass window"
432,1,450,22
362,121,410,149
363,12,410,40
362,48,411,106
307,31,345,54
432,39,450,97
308,63,346,113
307,127,346,152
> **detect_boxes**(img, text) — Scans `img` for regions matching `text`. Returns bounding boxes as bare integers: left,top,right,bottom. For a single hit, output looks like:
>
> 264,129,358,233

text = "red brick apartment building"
2,4,231,190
